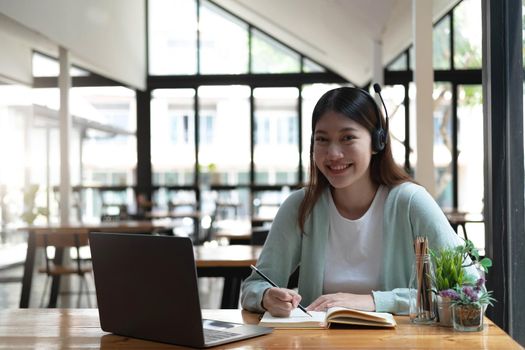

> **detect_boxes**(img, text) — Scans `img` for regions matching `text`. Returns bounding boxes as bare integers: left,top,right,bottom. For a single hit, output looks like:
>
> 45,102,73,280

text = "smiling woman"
241,86,476,319
313,112,374,206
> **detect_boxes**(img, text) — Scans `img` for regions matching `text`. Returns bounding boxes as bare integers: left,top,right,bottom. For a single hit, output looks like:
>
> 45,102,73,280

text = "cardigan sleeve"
373,289,411,314
240,190,304,313
372,184,479,315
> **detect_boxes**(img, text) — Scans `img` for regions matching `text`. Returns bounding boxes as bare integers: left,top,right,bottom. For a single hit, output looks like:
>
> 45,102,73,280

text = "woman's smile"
326,162,353,174
313,111,374,190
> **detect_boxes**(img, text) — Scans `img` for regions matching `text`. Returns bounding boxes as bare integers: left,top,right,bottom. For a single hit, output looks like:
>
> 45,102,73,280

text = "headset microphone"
371,83,389,153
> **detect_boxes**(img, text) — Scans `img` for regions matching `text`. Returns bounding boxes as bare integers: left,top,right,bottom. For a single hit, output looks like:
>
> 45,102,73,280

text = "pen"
250,264,312,317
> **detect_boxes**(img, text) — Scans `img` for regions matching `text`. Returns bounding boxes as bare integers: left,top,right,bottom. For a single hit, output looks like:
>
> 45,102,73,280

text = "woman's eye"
342,135,355,142
314,136,328,143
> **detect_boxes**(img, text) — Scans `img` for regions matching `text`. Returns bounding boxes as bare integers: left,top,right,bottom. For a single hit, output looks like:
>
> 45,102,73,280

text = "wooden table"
194,244,262,308
0,309,521,349
18,220,179,308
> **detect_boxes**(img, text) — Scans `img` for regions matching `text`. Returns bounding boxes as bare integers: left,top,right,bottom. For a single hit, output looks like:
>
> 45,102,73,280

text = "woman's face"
313,111,374,190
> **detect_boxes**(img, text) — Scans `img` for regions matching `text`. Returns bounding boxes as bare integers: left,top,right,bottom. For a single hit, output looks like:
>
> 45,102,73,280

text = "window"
433,83,453,209
169,113,191,144
72,87,137,188
380,85,407,168
457,84,484,250
453,0,482,69
199,115,215,145
434,16,451,70
387,52,408,71
148,0,198,75
251,29,301,73
199,1,249,74
457,85,483,212
198,85,251,185
303,58,325,73
254,87,299,185
151,89,196,186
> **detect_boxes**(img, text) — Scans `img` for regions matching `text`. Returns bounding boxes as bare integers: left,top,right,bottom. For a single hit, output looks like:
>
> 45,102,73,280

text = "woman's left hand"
306,293,375,312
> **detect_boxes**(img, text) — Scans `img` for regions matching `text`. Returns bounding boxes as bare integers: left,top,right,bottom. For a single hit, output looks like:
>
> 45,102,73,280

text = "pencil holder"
409,254,437,324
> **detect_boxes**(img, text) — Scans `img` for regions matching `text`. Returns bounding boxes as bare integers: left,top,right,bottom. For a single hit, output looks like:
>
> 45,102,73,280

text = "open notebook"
259,307,396,329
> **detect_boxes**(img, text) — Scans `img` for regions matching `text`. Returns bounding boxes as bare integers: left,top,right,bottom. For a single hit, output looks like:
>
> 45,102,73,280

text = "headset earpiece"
362,83,389,153
372,127,386,153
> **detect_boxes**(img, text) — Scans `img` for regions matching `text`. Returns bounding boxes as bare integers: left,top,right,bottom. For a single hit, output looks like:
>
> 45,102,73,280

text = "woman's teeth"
329,164,350,171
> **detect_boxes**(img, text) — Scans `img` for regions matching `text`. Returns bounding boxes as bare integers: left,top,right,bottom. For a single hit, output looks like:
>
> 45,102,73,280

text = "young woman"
241,86,468,317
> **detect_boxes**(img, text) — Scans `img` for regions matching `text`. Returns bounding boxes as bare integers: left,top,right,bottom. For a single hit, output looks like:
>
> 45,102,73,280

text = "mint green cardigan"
241,182,472,315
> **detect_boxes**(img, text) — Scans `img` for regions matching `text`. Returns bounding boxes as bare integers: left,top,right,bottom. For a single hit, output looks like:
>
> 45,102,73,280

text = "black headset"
360,83,389,153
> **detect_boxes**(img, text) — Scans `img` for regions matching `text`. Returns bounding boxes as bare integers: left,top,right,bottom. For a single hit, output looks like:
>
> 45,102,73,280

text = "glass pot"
452,304,483,332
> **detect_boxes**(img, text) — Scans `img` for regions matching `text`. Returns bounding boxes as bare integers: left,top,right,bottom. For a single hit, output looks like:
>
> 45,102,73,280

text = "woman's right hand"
262,287,302,317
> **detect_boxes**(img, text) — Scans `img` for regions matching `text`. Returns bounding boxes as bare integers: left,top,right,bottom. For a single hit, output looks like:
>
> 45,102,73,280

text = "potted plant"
21,184,48,225
430,239,492,327
444,278,495,331
430,246,465,326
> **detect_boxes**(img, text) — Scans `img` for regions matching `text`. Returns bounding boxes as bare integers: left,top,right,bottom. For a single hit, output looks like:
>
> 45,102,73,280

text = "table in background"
0,309,521,349
445,210,484,241
251,215,274,227
18,220,179,308
194,244,262,308
212,219,271,245
145,210,202,241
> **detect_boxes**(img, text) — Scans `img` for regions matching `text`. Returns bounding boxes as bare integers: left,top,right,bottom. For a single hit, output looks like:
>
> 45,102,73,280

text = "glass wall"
380,85,407,168
433,16,451,70
199,2,249,74
151,88,196,186
198,85,251,185
0,84,47,225
453,0,482,69
148,0,197,75
146,0,485,250
148,0,324,76
251,29,301,73
457,84,484,250
254,87,299,185
147,0,335,225
433,83,453,209
0,81,136,225
457,85,483,213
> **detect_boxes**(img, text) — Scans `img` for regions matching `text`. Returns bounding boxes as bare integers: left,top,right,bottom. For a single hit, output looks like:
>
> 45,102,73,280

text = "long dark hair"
298,86,413,233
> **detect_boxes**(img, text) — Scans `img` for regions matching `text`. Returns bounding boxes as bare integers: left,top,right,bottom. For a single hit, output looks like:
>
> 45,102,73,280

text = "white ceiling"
215,0,459,86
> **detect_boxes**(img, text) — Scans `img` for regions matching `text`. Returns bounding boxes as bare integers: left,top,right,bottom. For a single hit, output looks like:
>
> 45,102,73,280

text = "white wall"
0,27,32,85
0,0,146,90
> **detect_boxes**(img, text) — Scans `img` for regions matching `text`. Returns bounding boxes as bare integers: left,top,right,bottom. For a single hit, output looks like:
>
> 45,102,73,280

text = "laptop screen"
89,232,271,348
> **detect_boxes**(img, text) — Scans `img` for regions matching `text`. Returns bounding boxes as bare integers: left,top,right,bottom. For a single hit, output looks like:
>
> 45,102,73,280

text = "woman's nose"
327,143,343,159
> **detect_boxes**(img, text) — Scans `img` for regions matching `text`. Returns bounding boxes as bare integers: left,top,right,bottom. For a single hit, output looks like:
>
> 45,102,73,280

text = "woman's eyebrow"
314,127,359,134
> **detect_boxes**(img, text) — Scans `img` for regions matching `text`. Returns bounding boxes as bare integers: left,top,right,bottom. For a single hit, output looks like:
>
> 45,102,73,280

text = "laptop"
89,232,272,348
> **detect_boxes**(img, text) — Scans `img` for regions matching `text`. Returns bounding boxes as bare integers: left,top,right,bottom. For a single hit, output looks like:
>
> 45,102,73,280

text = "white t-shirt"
323,185,388,294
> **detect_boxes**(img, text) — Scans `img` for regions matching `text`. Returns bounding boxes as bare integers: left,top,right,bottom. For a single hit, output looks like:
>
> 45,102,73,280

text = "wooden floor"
0,232,226,309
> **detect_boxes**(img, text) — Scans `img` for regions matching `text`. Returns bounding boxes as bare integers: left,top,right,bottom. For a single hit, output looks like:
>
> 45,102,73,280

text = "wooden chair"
36,230,92,308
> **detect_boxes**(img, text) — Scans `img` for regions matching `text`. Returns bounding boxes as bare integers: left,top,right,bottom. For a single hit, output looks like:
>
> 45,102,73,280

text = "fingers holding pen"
262,287,302,317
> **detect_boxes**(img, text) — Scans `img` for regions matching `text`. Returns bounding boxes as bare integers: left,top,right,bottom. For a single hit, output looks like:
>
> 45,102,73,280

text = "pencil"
250,264,312,317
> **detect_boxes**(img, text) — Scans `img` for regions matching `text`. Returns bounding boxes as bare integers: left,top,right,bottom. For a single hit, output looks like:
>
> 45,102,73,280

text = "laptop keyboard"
204,328,239,343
